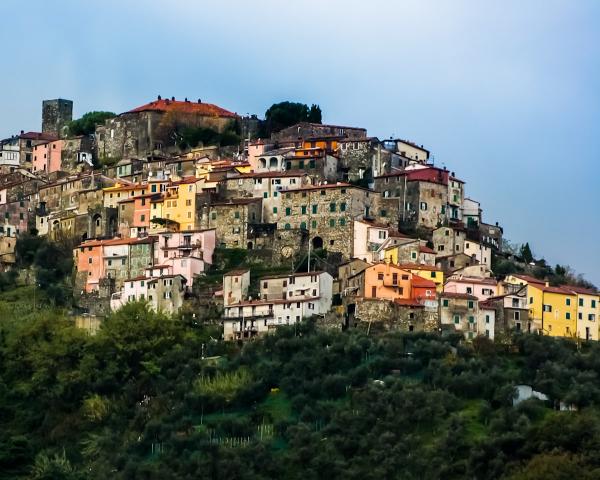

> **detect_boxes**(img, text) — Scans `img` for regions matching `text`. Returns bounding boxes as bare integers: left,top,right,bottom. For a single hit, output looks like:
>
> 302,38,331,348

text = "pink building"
32,140,62,173
443,275,498,301
154,229,216,286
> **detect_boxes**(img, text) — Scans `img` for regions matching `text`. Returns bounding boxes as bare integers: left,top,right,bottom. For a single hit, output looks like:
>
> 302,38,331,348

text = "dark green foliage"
520,242,534,264
262,101,322,135
66,111,115,136
177,120,241,150
2,307,600,478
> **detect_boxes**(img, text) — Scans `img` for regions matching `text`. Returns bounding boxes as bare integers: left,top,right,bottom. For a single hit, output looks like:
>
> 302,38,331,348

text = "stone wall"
353,297,438,332
42,99,73,137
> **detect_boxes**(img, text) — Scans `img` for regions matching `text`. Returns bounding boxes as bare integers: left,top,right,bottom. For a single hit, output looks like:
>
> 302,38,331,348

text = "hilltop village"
0,97,597,342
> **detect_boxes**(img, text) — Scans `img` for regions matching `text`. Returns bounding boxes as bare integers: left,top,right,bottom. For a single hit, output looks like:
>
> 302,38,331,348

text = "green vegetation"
177,120,241,150
261,101,322,136
2,304,600,478
66,111,116,136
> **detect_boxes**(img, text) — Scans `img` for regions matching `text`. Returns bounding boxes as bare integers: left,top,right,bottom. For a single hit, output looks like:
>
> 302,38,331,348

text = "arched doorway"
247,241,253,250
312,236,323,250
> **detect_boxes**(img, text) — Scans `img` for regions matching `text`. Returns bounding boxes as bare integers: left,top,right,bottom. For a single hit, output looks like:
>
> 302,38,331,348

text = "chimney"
171,96,175,101
20,130,24,135
198,98,202,103
185,97,189,102
158,95,162,100
545,281,550,287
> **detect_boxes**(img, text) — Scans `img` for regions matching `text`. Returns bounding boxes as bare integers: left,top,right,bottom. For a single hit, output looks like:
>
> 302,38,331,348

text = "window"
566,298,571,306
443,299,449,307
329,203,336,212
140,214,145,222
301,206,307,214
589,314,596,321
211,212,217,220
454,315,460,324
285,223,291,230
299,160,304,169
543,304,552,312
468,300,474,309
273,191,278,197
380,209,387,217
579,298,584,307
329,219,335,227
234,211,240,219
392,273,398,285
285,207,291,216
312,205,318,214
592,300,597,308
377,273,384,281
485,315,490,323
566,312,571,320
340,202,346,212
529,296,533,304
514,311,520,320
311,220,317,228
339,218,346,226
411,251,417,259
273,207,278,214
300,221,306,229
468,316,475,323
466,287,473,294
420,202,427,211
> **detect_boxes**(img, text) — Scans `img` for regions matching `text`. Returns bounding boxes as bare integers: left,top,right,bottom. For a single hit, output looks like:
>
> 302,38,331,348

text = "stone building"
221,171,310,223
271,122,367,141
439,291,480,340
352,297,438,333
0,235,16,269
0,199,30,237
433,226,491,269
373,166,450,230
223,269,250,306
198,198,262,248
276,183,384,259
380,138,430,162
95,97,238,161
42,99,73,137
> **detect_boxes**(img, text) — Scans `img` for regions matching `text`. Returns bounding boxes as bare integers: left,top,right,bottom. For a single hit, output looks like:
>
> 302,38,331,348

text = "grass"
459,399,488,442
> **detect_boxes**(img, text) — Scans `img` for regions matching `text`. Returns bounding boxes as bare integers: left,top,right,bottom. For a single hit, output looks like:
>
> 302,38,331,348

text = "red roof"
411,276,437,288
397,262,441,272
512,274,546,285
441,292,478,300
77,236,156,248
126,99,237,118
564,285,599,295
20,131,58,141
419,245,435,254
375,166,450,186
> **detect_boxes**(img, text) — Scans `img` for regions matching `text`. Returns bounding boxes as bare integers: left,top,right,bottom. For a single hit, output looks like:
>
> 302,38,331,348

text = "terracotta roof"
419,245,435,254
411,276,437,288
225,296,320,308
393,298,424,307
233,170,308,179
125,99,237,118
262,271,325,280
224,269,250,276
20,131,58,141
210,197,261,206
77,236,156,248
511,274,546,285
396,263,441,272
564,285,599,296
539,285,576,295
446,277,497,285
441,292,478,300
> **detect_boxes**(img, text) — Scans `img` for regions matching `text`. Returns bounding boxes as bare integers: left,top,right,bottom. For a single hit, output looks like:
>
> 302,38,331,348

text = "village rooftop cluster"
0,97,598,342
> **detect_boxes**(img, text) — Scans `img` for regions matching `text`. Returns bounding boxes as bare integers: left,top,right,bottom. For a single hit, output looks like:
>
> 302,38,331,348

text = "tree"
263,101,322,135
66,111,115,136
520,243,534,264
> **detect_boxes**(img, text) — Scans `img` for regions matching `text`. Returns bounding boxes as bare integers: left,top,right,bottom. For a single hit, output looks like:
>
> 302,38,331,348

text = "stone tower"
42,99,73,137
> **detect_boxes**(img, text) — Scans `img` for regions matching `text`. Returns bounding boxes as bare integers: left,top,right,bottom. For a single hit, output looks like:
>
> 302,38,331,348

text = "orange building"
411,275,437,303
363,263,412,301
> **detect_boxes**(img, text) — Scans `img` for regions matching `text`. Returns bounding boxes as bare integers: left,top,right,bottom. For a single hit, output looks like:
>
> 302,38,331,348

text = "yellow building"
396,263,444,292
148,195,165,234
161,177,199,231
103,183,147,208
505,275,577,338
568,286,600,341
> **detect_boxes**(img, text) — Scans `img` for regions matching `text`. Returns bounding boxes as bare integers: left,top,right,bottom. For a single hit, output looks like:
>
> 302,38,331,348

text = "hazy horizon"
1,0,598,285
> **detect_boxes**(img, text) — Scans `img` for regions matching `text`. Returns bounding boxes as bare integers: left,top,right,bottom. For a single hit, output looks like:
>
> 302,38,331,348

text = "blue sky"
1,0,599,285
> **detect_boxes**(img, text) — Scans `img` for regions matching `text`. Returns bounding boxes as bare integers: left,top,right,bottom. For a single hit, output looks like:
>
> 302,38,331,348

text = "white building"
223,271,334,340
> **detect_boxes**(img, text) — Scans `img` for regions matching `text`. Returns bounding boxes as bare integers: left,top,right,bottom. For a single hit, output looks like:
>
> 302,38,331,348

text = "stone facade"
96,98,238,161
199,198,261,248
439,292,480,340
272,122,367,141
276,183,381,259
352,297,438,332
42,99,73,137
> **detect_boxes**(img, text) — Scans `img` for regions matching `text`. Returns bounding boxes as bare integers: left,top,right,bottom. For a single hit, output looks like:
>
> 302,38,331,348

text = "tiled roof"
441,292,479,300
233,170,308,179
126,99,237,118
20,131,58,141
396,263,441,272
419,245,435,254
564,285,599,296
411,276,437,288
224,269,250,276
77,236,156,248
261,271,325,280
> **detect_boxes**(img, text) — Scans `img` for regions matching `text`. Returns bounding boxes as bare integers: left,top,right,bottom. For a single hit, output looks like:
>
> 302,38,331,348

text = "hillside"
2,304,600,479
